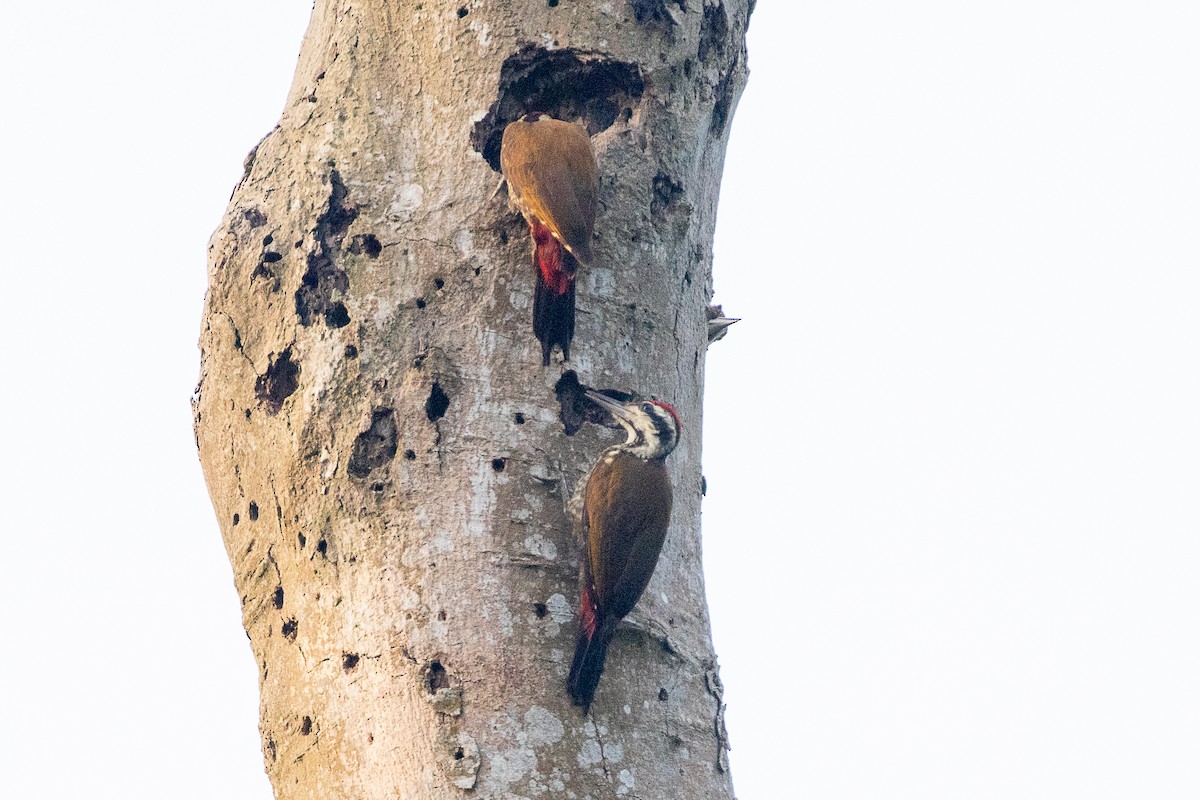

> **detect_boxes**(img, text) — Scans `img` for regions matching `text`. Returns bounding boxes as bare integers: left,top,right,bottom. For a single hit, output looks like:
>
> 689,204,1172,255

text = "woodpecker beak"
709,317,739,333
584,389,637,425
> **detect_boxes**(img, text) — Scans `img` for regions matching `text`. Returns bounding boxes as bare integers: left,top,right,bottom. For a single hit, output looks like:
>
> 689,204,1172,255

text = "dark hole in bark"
300,716,312,735
491,457,506,472
295,169,356,327
345,344,358,358
255,348,300,415
325,302,351,328
425,383,450,421
651,172,683,216
659,687,669,701
262,251,283,264
554,370,635,435
282,619,298,641
348,233,382,257
348,409,398,478
471,46,644,171
298,532,307,548
426,660,450,693
533,602,548,619
343,653,360,671
457,5,468,17
415,297,426,309
316,539,328,557
404,449,417,460
371,482,385,492
514,412,526,424
453,747,465,760
273,586,284,609
263,234,273,246
249,502,259,521
434,277,445,290
438,609,447,621
698,1,729,64
547,0,559,6
631,0,686,29
244,408,251,419
232,513,240,526
233,328,242,350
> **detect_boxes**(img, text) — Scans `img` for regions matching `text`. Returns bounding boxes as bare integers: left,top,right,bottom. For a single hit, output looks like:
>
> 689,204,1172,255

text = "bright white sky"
2,2,1197,798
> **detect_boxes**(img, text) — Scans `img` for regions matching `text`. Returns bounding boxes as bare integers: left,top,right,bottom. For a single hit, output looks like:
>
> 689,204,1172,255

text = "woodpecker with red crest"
500,113,598,365
567,390,681,712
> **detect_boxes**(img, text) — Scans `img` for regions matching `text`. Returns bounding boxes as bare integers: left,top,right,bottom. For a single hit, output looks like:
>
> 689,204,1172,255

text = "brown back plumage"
500,116,597,265
583,451,673,621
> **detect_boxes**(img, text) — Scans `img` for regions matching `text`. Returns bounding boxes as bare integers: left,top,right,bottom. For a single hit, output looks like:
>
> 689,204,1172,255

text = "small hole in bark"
326,302,351,328
425,383,450,421
249,502,259,521
273,586,284,609
533,602,548,619
316,539,328,557
415,298,426,309
426,660,449,693
514,412,526,424
300,716,312,735
434,277,445,290
282,619,298,641
498,229,509,245
659,688,669,701
349,408,399,478
345,344,358,358
547,0,559,6
262,251,283,264
473,266,481,276
454,747,465,760
263,235,274,246
438,609,447,621
342,653,360,671
457,5,468,17
244,408,251,419
298,532,307,548
255,348,301,415
371,482,385,492
232,513,240,526
491,457,506,472
404,449,416,460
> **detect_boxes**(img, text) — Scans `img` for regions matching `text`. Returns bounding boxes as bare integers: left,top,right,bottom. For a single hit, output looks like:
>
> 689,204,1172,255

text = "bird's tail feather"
533,266,576,365
567,616,616,713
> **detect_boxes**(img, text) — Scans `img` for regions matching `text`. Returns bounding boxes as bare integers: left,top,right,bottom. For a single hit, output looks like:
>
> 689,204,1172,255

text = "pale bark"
194,1,751,797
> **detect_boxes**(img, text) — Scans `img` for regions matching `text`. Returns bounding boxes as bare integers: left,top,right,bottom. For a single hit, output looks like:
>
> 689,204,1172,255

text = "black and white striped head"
585,390,681,461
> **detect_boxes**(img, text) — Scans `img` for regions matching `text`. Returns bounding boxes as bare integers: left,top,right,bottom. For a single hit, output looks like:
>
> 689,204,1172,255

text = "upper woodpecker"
706,303,740,344
567,390,681,712
500,113,598,365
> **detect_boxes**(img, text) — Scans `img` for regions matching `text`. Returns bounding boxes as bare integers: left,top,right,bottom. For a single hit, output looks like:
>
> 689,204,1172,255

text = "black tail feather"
533,269,576,366
567,618,615,713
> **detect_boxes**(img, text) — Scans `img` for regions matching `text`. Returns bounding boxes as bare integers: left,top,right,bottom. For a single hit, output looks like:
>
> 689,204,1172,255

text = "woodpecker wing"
583,452,673,622
500,117,597,265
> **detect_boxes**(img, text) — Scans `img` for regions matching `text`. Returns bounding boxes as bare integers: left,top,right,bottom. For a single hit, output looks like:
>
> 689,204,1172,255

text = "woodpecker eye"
641,402,654,413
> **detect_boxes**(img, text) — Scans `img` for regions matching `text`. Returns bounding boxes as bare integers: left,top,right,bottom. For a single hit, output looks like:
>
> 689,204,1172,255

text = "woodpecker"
500,113,598,365
567,390,681,712
706,303,739,344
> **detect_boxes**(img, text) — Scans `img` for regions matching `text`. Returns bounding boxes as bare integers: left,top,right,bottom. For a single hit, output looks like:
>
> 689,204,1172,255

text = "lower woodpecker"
567,390,682,712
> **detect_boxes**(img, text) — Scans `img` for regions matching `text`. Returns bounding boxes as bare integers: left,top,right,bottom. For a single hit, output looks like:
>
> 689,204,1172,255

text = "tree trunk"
193,1,751,797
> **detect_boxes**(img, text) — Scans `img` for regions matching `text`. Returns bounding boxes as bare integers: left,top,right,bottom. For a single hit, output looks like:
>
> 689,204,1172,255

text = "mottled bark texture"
193,1,750,797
